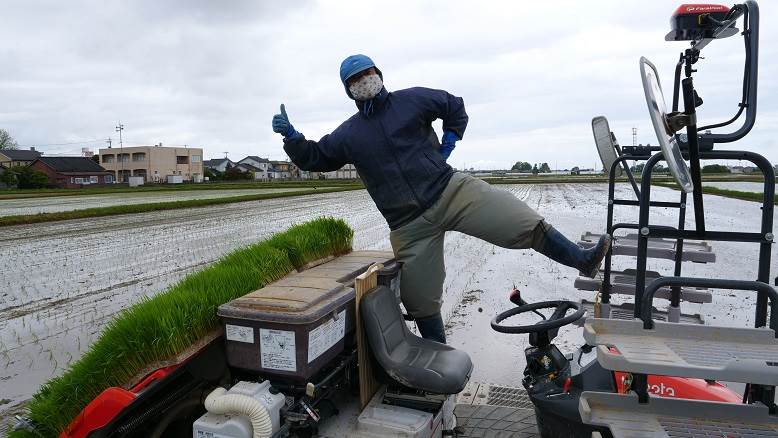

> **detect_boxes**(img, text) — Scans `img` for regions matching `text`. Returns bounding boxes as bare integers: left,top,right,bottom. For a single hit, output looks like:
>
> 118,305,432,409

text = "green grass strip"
655,182,777,204
0,186,362,227
7,217,354,438
0,180,364,199
483,175,767,185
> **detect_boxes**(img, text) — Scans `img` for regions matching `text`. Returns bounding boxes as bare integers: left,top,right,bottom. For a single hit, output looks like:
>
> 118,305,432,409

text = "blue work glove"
272,104,300,139
439,130,459,160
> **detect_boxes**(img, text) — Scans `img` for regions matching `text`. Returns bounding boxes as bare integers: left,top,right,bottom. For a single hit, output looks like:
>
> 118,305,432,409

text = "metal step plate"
584,318,778,384
579,232,716,263
575,269,712,303
575,300,704,326
580,391,778,438
455,382,539,438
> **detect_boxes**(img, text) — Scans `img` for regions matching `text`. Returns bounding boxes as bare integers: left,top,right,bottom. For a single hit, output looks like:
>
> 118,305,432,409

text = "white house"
234,163,263,177
323,164,359,179
203,158,235,173
238,156,271,181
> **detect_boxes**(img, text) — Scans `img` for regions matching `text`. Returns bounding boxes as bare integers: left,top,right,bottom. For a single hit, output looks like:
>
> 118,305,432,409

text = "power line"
18,139,106,147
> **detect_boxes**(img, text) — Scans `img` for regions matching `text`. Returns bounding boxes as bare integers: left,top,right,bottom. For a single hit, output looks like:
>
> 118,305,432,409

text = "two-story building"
268,160,291,180
99,146,203,183
0,148,41,168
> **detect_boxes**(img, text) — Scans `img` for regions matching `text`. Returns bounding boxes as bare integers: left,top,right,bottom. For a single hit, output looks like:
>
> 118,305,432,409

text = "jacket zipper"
375,117,423,209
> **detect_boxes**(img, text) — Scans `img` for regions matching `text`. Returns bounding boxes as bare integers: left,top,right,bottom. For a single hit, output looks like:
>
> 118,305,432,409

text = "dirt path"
0,188,309,217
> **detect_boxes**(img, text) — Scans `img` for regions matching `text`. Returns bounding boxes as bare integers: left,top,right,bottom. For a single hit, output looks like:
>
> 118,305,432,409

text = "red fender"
60,365,179,438
608,348,740,402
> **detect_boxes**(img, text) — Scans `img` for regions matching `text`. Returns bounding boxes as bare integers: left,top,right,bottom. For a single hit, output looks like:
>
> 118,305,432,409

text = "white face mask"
348,73,383,101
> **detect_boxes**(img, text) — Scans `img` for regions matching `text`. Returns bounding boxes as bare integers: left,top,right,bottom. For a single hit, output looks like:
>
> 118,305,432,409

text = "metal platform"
454,404,539,438
574,300,704,326
455,383,539,437
584,318,778,384
580,391,778,438
575,269,712,303
579,232,716,263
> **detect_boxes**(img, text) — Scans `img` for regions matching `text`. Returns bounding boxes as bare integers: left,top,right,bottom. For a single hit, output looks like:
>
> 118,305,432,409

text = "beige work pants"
390,172,545,318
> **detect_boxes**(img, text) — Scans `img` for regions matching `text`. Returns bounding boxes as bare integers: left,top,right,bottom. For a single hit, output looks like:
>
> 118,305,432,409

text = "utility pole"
106,137,112,148
632,127,638,147
115,122,125,182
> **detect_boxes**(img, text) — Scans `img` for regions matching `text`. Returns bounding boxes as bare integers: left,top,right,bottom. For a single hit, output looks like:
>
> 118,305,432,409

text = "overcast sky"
2,0,776,170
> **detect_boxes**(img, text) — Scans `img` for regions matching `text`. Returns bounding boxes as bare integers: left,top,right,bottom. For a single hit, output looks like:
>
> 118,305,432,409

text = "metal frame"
622,1,777,409
600,150,688,309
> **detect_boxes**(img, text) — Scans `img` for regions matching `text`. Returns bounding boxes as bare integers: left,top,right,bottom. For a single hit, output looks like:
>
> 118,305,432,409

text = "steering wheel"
491,300,586,334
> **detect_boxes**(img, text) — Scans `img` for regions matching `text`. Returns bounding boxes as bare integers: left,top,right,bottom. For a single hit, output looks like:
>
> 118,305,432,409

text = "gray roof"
241,156,270,164
36,157,108,173
236,163,262,172
1,149,41,161
203,158,233,168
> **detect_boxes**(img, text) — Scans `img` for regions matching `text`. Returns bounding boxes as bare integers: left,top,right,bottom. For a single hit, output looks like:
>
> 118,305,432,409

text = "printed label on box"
195,431,232,438
308,310,346,363
225,324,254,343
260,328,296,372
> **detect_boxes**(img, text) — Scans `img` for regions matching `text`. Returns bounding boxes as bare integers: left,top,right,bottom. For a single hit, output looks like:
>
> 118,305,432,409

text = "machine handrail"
640,277,778,333
698,1,759,144
633,149,775,324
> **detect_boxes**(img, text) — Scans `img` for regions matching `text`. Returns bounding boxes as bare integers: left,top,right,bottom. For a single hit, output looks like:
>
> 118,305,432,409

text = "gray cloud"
1,0,776,168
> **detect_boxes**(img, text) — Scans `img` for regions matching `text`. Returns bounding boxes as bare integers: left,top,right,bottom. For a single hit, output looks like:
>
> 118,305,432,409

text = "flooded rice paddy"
1,183,776,425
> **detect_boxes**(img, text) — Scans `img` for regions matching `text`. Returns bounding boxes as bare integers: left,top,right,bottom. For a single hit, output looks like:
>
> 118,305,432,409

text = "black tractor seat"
360,286,473,394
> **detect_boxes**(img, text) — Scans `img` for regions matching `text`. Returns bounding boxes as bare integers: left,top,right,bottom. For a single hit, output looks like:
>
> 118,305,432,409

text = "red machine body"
607,347,740,402
666,4,734,41
60,365,179,438
614,371,741,402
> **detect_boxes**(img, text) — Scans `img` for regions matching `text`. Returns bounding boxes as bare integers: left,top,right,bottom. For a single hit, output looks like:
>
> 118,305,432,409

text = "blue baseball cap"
340,54,383,98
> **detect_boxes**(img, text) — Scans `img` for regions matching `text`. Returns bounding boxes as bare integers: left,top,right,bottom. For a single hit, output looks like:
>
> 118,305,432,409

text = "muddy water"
446,183,778,387
702,181,768,193
1,183,776,426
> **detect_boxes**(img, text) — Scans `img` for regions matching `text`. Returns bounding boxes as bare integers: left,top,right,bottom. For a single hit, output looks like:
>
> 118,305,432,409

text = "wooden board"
355,262,383,409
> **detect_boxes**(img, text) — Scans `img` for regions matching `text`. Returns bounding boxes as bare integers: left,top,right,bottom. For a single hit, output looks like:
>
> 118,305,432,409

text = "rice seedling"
7,217,353,438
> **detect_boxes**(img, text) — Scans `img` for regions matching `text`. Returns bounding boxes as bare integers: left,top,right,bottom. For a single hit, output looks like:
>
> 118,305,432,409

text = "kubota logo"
648,382,676,397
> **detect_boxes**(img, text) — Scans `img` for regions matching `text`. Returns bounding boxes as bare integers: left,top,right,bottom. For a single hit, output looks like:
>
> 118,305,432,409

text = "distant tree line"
511,161,551,175
1,166,49,188
204,163,254,181
629,163,731,174
0,128,18,150
0,129,49,188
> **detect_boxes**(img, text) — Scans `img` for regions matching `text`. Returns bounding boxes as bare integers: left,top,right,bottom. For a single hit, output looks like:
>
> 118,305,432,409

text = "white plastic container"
192,381,286,438
167,175,183,184
127,176,144,187
356,404,436,438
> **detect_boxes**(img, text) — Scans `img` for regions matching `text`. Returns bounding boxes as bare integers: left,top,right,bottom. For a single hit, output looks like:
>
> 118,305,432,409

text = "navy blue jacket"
283,87,468,230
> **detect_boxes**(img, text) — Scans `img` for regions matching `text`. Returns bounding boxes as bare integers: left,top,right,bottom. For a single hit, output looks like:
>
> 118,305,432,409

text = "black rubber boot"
533,225,612,279
414,313,446,344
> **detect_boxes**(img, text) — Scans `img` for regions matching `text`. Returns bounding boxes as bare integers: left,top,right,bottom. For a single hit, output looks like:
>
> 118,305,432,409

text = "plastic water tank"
192,381,286,438
356,403,436,438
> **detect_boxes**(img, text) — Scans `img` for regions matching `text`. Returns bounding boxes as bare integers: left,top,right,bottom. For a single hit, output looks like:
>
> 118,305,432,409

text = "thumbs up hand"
272,104,299,138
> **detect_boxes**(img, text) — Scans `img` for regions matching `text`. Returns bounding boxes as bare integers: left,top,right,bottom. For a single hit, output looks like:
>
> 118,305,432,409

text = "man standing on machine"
272,54,611,344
